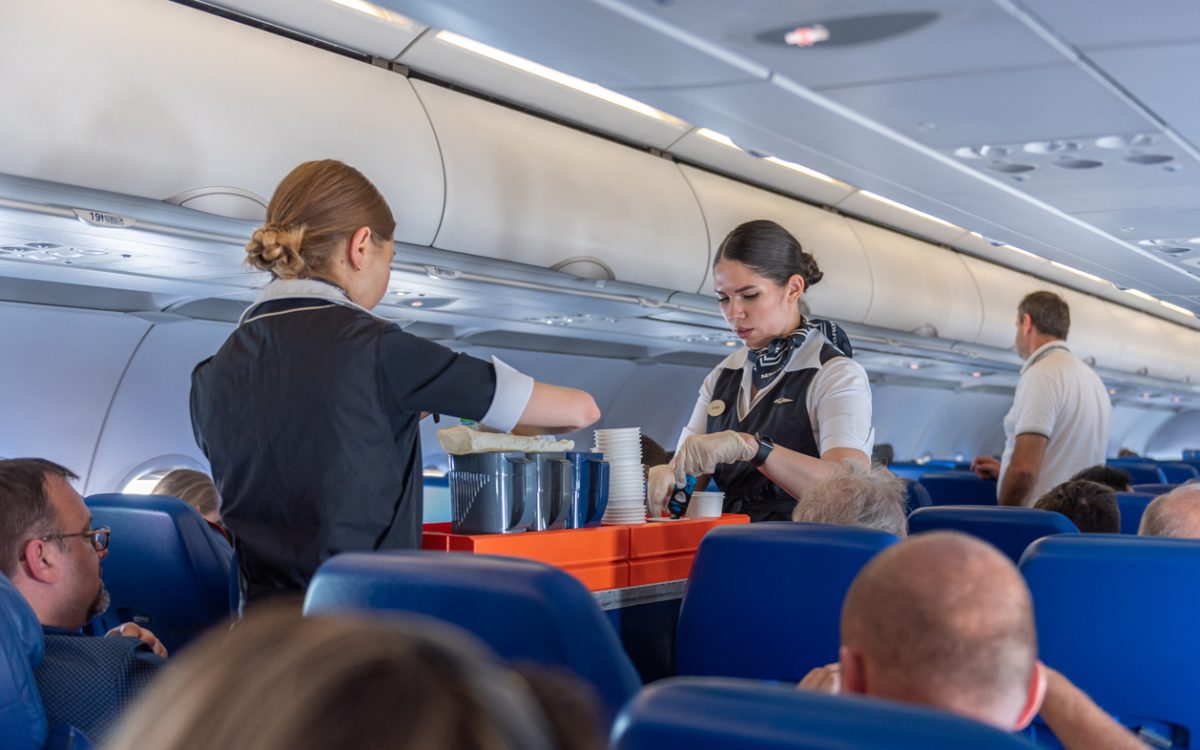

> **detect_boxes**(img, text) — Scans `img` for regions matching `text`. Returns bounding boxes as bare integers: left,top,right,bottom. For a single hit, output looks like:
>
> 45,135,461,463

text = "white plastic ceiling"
374,0,1200,311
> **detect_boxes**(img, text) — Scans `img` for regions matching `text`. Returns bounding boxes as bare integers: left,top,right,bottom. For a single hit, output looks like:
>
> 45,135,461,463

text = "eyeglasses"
39,527,111,553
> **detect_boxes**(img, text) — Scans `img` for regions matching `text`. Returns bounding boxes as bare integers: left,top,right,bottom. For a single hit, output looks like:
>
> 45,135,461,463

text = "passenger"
799,533,1143,749
105,607,591,750
190,160,600,604
0,458,166,741
971,291,1111,506
1138,484,1200,538
791,462,908,537
1068,464,1133,493
150,468,229,542
647,220,873,521
1033,479,1120,534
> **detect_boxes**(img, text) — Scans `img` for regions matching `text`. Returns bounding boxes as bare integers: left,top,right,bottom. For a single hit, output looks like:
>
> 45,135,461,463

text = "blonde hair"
105,606,555,750
246,160,396,279
151,469,220,520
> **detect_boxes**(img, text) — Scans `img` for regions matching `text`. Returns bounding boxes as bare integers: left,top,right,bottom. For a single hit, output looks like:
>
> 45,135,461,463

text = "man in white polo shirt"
972,291,1111,506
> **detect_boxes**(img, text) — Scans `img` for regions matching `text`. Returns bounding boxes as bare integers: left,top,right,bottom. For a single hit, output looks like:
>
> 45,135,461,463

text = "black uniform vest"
706,337,847,521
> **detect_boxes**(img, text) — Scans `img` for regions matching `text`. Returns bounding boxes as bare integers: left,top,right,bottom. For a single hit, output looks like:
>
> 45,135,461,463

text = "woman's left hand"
672,431,756,483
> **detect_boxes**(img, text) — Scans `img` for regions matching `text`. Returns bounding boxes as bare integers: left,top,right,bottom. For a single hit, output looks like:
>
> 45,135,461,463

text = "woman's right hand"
672,431,756,484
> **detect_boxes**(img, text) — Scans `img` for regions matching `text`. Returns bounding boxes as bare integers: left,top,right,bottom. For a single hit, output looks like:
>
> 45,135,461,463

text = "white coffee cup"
686,491,724,519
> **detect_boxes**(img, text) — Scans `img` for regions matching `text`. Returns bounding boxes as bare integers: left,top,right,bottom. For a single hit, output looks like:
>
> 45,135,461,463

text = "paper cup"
686,491,724,519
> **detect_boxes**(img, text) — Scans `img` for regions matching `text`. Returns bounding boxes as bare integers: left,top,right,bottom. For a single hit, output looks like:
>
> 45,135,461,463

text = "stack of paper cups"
595,427,646,525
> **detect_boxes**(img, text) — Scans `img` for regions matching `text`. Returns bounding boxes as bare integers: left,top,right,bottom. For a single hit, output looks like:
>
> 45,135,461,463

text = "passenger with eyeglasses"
0,458,167,741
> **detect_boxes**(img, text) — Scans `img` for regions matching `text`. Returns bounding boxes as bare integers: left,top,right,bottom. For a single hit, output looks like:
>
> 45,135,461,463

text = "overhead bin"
1055,288,1122,371
679,166,872,323
414,80,709,292
847,219,982,342
0,0,444,243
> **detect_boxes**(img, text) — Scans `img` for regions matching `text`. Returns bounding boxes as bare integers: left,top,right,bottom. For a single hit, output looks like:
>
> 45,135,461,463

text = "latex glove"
797,663,841,694
646,464,676,518
672,431,756,484
107,622,169,658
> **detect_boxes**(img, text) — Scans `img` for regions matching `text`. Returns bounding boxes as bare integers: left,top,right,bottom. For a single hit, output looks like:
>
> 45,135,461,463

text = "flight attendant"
649,220,873,521
191,160,599,604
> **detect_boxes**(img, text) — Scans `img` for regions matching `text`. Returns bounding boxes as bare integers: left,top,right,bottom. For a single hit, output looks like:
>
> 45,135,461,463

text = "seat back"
908,506,1078,563
1114,492,1156,535
1106,461,1167,484
676,523,896,682
918,471,998,505
612,677,1031,750
903,479,932,514
85,494,233,653
0,573,47,750
303,551,640,722
1158,463,1199,483
1021,535,1200,744
1132,483,1178,496
885,461,967,481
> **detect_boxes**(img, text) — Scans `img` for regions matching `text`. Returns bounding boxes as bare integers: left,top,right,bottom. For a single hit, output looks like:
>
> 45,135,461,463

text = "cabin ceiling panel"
817,65,1149,151
1018,0,1200,50
379,0,767,88
608,0,1063,90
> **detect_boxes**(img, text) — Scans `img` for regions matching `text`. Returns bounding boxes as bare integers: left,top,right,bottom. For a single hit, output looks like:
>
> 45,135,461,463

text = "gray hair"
792,461,908,537
1138,484,1200,538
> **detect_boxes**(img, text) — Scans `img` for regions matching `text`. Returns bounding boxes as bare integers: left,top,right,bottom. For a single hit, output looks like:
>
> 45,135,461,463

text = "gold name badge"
707,399,726,417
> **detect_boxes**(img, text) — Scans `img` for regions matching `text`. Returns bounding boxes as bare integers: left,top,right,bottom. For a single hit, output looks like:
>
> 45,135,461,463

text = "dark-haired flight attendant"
648,220,873,521
191,160,599,605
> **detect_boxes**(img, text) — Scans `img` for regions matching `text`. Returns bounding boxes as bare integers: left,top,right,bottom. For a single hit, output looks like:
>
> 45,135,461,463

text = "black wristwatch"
751,433,775,467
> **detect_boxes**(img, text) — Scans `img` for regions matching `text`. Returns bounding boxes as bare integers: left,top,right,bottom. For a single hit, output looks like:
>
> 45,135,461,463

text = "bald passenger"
801,533,1143,748
1139,484,1200,538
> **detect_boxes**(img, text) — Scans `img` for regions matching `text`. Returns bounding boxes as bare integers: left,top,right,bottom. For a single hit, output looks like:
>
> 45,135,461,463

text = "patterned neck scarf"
748,327,808,390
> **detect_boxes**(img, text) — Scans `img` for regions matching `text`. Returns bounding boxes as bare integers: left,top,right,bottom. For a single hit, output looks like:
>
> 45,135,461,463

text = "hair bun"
245,222,306,278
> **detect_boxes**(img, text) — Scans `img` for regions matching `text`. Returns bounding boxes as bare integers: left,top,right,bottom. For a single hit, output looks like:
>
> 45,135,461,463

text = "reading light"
437,31,686,125
858,191,960,230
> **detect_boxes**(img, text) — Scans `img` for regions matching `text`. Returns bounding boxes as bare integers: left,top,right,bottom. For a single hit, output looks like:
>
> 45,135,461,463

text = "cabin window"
118,456,207,494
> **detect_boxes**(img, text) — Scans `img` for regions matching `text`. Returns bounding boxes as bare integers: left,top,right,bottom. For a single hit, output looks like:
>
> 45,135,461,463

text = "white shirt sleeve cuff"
479,356,534,433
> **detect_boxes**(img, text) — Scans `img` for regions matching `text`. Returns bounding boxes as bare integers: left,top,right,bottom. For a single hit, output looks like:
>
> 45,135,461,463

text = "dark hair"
1018,291,1070,339
640,436,669,469
1069,465,1132,493
714,220,823,290
1034,480,1120,534
0,458,79,577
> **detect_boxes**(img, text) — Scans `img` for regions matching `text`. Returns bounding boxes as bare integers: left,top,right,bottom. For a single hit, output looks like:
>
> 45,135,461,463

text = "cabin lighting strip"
696,128,841,184
1049,260,1110,286
436,31,686,125
325,0,418,26
857,190,960,231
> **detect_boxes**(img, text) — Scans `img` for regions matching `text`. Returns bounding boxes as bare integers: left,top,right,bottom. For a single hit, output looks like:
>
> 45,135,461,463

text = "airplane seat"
84,494,233,654
1020,535,1200,747
675,523,897,683
903,479,933,514
908,506,1078,564
885,461,963,481
1105,461,1167,484
1114,492,1156,535
917,472,998,506
1157,463,1199,483
611,677,1031,749
1132,483,1179,496
0,573,94,750
302,551,640,723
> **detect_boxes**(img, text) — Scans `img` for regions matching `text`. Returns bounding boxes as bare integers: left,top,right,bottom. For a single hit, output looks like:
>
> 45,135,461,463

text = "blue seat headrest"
612,677,1031,749
0,572,48,747
908,505,1078,563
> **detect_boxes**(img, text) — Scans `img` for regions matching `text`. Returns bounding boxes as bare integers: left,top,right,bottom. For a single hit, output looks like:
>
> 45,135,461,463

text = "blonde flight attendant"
191,160,599,604
649,220,874,521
